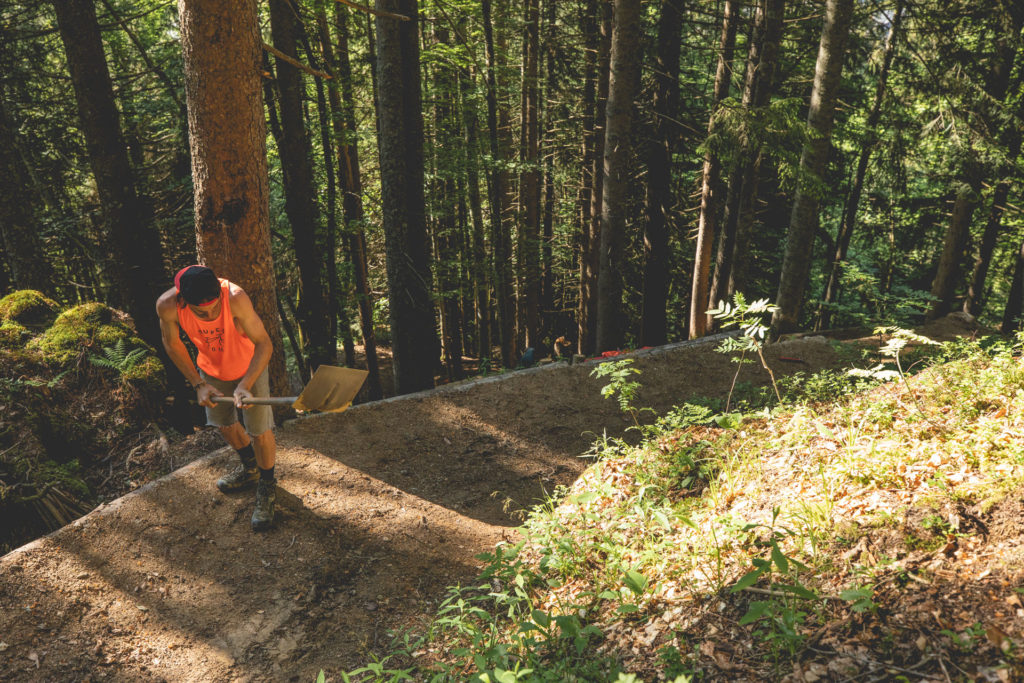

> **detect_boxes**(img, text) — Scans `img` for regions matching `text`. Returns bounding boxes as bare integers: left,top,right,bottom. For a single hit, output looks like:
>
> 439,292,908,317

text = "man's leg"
252,428,275,469
244,370,277,531
215,422,260,493
250,429,276,531
219,422,250,450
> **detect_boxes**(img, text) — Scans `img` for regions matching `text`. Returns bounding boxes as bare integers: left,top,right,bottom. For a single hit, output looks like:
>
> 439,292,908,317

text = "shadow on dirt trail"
0,336,851,682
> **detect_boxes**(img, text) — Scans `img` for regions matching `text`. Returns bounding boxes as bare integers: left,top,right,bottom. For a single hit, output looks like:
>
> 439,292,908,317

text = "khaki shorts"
201,368,274,436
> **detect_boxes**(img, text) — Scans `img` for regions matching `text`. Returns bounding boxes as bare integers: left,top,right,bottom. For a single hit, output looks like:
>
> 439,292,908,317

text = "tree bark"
1003,238,1024,332
713,0,784,305
540,0,556,330
964,180,1010,317
432,24,464,381
579,0,611,356
771,0,854,336
518,0,541,349
928,170,983,320
690,0,739,339
640,0,683,347
268,0,333,375
460,63,491,360
52,0,166,350
178,0,286,394
817,0,903,330
482,0,514,367
596,0,642,352
318,4,384,400
376,0,438,394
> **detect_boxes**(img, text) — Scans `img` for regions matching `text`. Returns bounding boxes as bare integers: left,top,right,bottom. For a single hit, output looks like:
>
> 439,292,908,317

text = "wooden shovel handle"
209,396,297,406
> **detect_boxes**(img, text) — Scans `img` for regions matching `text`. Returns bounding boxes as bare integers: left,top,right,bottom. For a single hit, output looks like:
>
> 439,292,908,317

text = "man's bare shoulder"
156,287,179,318
225,281,256,312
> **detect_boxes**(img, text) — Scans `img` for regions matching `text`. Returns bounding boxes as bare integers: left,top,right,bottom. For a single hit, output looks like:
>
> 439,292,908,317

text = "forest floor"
0,315,991,682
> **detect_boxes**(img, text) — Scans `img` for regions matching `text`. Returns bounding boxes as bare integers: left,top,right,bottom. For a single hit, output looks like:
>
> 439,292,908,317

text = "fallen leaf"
986,624,1009,647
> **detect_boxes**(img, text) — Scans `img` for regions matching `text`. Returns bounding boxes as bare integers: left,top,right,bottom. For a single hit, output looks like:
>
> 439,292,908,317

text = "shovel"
211,365,369,413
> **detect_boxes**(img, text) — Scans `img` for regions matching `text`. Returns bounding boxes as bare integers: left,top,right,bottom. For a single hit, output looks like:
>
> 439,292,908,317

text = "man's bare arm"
156,290,203,388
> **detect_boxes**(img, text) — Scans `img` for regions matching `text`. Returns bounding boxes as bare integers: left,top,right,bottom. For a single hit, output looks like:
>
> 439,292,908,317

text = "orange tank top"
177,279,255,381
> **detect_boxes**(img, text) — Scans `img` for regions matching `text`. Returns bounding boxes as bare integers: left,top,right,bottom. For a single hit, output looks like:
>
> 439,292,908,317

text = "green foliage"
0,290,59,330
29,302,147,365
591,359,648,424
708,294,781,409
730,508,816,658
813,263,934,329
89,338,150,374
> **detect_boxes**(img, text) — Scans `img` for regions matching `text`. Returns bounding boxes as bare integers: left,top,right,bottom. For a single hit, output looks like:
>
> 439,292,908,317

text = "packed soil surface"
0,317,987,682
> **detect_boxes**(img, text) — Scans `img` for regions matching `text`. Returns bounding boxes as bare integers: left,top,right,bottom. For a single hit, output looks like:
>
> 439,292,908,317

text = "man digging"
156,265,277,531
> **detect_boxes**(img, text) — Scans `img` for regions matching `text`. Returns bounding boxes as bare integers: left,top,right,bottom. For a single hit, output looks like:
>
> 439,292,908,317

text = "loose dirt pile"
0,319,981,681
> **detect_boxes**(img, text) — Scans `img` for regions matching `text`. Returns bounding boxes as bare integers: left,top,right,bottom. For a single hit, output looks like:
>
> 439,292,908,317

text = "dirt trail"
0,332,917,682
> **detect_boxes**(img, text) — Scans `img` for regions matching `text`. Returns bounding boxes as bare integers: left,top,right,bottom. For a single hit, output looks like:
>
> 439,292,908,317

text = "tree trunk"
303,21,340,375
482,0,515,367
433,24,464,381
690,0,739,338
596,0,642,352
518,0,541,349
460,64,491,360
318,4,384,400
964,180,1010,317
817,0,903,330
268,0,333,375
716,0,784,303
771,0,854,336
640,0,683,347
1003,238,1024,332
178,0,286,394
579,0,611,356
928,170,983,320
376,0,438,394
52,0,166,350
540,0,556,332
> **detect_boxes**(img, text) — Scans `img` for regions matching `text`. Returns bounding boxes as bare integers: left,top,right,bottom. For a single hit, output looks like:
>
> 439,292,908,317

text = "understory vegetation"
334,332,1024,681
0,290,170,553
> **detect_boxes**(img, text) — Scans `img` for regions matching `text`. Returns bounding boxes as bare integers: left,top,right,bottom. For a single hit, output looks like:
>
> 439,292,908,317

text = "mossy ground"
0,296,169,552
0,289,59,331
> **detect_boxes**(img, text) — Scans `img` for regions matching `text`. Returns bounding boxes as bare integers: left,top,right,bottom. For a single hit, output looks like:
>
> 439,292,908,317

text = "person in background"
156,265,277,531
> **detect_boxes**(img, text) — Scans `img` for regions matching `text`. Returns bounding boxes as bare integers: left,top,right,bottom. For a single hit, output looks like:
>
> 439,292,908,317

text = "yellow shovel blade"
293,365,369,412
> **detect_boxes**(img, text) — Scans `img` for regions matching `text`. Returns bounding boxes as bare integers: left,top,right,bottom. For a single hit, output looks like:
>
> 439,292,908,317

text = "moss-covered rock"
0,321,29,348
29,302,144,365
0,290,59,331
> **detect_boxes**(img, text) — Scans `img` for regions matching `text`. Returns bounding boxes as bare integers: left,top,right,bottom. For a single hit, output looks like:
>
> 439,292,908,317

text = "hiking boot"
251,478,276,531
216,464,259,493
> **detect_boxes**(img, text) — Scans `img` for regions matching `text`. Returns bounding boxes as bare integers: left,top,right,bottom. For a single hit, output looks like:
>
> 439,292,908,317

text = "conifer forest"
1,0,1022,395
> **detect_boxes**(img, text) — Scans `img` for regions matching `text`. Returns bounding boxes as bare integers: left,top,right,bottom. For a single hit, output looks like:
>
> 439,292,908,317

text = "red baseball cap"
174,265,220,305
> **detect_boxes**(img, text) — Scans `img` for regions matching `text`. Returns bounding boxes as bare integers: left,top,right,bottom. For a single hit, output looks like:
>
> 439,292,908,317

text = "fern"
89,338,148,375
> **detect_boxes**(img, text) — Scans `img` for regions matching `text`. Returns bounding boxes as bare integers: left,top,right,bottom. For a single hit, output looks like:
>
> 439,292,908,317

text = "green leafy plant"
88,338,149,376
839,585,877,614
707,294,781,410
730,508,816,658
591,358,650,425
848,327,940,419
